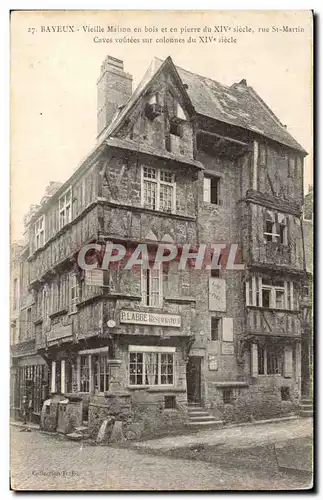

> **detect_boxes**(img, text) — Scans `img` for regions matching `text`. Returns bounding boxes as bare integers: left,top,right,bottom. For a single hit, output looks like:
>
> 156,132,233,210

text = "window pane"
211,317,220,341
262,289,271,308
129,352,144,385
160,353,174,385
210,178,219,204
144,181,157,210
143,167,156,180
159,184,173,212
267,349,280,374
258,345,265,374
276,290,285,309
203,178,211,203
160,171,173,183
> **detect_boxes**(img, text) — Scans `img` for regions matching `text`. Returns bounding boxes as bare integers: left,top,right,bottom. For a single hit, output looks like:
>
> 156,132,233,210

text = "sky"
10,10,313,241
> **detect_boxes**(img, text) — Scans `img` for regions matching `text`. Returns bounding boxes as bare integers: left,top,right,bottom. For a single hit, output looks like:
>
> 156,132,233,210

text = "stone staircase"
186,402,223,430
298,398,313,418
66,420,91,441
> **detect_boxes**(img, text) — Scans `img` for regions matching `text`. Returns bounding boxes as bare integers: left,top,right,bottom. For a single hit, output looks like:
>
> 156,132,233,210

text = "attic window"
145,93,162,120
169,92,186,122
170,122,182,137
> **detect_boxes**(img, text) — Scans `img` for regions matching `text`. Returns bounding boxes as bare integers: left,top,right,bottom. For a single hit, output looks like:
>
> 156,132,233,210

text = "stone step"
75,426,89,434
187,410,210,417
300,398,313,403
66,432,84,441
189,415,220,422
299,403,313,410
186,420,224,429
299,409,313,417
187,402,202,407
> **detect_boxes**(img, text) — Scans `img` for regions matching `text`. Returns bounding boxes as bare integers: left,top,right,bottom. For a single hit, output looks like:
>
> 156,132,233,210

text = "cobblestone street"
10,425,312,491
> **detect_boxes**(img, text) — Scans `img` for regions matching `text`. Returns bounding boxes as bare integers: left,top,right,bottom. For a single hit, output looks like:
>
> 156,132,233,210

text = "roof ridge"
156,57,231,90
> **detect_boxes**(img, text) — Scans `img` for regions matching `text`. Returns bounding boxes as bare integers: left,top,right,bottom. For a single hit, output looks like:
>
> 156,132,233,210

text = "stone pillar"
108,360,122,392
51,361,56,394
61,360,65,394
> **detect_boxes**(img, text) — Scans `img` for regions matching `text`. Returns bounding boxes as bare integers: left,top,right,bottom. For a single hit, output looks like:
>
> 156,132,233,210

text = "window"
93,355,109,393
59,188,72,229
223,388,234,404
27,308,32,338
264,211,278,242
257,344,282,375
261,278,285,309
211,253,223,278
141,265,162,307
281,386,291,401
248,277,293,309
170,122,182,137
267,348,281,375
69,274,79,313
142,167,175,213
264,211,288,245
203,176,221,205
13,278,18,310
211,317,221,341
258,345,265,375
35,216,45,249
129,349,175,387
164,395,176,409
278,214,287,245
79,355,90,393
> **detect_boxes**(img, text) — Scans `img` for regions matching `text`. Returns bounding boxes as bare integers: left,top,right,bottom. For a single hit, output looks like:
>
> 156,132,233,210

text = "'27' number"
28,27,36,34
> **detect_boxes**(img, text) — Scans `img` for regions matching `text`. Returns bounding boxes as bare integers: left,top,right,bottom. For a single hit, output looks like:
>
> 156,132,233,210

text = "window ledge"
247,305,299,314
49,308,68,319
67,310,78,317
164,296,196,304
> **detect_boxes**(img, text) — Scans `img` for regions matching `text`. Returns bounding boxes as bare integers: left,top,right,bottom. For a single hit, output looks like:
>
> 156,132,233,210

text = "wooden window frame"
128,348,175,388
35,215,45,250
141,167,176,213
58,187,72,229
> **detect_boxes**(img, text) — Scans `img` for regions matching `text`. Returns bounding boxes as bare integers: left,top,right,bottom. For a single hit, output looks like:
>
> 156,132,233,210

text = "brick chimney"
97,55,133,139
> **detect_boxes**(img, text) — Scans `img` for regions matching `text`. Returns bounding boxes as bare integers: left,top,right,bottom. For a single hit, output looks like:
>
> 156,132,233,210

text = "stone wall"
207,378,299,424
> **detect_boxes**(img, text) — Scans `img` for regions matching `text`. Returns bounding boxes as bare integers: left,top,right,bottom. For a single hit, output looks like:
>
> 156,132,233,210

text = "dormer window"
170,122,182,137
35,215,45,250
145,93,162,120
169,92,186,122
59,188,72,229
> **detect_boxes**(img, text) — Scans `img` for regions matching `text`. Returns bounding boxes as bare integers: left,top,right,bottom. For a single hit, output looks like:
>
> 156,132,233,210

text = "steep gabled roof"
106,56,306,154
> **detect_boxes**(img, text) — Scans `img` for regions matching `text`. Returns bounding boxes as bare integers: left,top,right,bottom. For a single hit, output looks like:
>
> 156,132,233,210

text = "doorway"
186,356,201,403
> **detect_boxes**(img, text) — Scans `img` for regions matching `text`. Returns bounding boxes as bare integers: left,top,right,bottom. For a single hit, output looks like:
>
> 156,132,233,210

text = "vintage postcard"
10,10,313,491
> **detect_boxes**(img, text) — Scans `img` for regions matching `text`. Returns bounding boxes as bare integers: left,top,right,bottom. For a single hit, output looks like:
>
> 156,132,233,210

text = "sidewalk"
10,421,40,431
133,417,313,451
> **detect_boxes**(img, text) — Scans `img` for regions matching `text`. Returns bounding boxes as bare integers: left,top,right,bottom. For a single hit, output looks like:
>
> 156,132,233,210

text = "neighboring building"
304,185,313,222
11,55,312,435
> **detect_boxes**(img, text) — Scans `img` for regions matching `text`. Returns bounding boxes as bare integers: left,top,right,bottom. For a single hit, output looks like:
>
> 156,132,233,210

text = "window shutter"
245,280,250,306
251,343,258,377
203,177,211,203
218,179,223,206
85,269,103,287
284,346,293,378
222,318,233,342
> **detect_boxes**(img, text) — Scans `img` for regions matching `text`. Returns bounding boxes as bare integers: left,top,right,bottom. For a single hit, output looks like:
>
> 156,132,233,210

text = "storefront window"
129,350,174,386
